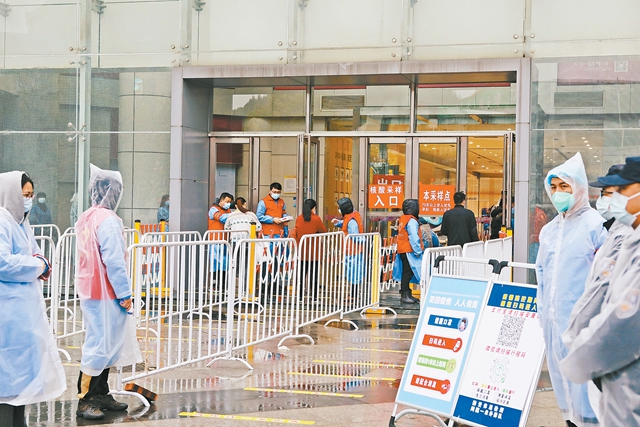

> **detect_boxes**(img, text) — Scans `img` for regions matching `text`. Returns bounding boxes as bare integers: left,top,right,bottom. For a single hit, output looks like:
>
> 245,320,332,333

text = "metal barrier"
141,231,202,244
326,232,394,330
380,236,399,291
51,230,81,340
207,237,298,369
124,240,235,384
31,223,61,243
419,245,463,311
34,235,56,314
462,241,490,278
279,232,345,347
484,237,513,281
124,227,141,248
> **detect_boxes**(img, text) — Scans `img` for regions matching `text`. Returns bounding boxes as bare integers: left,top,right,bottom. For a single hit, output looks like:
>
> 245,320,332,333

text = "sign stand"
390,257,544,427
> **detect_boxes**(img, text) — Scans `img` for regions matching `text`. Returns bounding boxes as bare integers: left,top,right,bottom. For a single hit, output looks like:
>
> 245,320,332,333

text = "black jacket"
441,204,479,246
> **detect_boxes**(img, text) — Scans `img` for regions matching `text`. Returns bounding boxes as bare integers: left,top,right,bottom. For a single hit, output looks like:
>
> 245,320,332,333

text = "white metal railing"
380,235,399,291
484,236,513,281
51,230,81,339
462,240,489,278
31,223,61,244
141,230,202,244
419,245,463,311
34,235,56,319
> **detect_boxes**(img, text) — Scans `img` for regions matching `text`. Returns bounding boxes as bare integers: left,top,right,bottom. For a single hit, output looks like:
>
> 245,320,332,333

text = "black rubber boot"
400,291,415,304
407,291,420,303
566,422,578,427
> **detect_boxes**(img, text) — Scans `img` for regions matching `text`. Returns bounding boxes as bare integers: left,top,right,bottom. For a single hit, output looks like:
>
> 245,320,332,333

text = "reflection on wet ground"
28,297,559,427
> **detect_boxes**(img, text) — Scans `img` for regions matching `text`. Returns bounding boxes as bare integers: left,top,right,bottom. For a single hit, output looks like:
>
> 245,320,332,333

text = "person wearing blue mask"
535,152,607,427
208,192,234,277
561,164,632,420
157,194,170,224
256,183,290,238
561,156,640,426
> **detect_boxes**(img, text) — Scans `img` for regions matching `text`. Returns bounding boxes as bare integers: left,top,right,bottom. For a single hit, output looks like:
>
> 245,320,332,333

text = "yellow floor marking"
287,372,397,381
244,387,363,398
63,363,81,367
178,412,315,424
346,347,409,354
312,360,405,369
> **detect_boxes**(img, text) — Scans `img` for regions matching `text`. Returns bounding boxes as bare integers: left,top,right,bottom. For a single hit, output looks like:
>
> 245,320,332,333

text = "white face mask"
222,202,231,210
24,197,33,213
610,191,640,226
37,198,46,204
595,195,613,221
271,192,280,200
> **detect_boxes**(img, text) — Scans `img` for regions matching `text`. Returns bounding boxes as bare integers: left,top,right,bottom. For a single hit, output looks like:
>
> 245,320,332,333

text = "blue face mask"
165,201,170,207
551,191,575,213
222,202,231,210
24,197,32,213
271,193,280,200
610,191,640,226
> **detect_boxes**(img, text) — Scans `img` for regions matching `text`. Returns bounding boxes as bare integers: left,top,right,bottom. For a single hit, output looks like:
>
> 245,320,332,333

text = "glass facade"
529,56,640,263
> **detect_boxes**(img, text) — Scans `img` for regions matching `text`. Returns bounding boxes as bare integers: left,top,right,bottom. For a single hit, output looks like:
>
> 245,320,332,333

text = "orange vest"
397,214,424,254
341,211,364,255
208,204,231,231
75,207,120,300
261,196,286,237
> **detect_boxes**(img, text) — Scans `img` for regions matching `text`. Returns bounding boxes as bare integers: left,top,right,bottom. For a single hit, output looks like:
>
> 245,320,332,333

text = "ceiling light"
588,147,592,150
586,144,590,147
584,140,588,143
594,155,597,158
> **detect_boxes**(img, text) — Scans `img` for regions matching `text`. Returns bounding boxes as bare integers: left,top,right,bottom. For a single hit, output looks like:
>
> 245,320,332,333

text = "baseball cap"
597,157,640,187
589,164,624,188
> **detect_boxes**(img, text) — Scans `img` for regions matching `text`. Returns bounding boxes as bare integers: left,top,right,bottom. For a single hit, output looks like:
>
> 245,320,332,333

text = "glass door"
415,137,459,218
209,137,255,208
366,138,410,236
298,135,319,215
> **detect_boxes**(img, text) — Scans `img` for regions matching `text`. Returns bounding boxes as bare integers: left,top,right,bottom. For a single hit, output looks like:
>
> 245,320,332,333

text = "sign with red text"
368,175,404,209
395,275,490,416
420,184,455,215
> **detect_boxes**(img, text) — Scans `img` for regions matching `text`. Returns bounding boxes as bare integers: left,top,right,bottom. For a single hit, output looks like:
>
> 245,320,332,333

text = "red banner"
419,184,455,215
368,175,404,209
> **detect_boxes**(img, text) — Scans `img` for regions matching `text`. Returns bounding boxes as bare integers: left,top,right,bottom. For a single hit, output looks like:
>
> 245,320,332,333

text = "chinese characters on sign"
419,184,455,215
368,174,404,209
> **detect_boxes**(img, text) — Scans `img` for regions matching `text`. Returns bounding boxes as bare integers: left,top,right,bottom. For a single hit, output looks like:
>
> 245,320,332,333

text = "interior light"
588,147,592,150
586,144,590,147
582,137,586,140
584,140,589,143
594,155,598,158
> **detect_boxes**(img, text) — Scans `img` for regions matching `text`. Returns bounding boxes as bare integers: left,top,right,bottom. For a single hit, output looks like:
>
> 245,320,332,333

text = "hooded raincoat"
0,171,66,405
336,198,364,286
392,199,424,284
535,152,607,426
76,165,141,377
560,222,640,426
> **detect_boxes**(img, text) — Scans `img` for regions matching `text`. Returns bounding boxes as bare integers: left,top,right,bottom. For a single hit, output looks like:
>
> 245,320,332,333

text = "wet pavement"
27,294,565,427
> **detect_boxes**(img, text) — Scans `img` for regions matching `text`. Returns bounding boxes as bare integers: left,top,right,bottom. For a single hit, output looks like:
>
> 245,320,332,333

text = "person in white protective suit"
0,172,66,427
561,156,640,427
561,164,632,419
535,152,607,427
75,164,141,420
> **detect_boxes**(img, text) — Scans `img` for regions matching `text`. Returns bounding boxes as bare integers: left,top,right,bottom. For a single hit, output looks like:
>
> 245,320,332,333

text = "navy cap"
598,157,640,187
589,164,624,188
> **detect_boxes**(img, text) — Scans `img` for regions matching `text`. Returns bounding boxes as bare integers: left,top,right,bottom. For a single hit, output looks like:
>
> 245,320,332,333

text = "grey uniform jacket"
561,224,640,427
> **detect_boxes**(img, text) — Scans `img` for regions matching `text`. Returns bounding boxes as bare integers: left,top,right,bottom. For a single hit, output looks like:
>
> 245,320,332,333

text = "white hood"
0,171,27,224
544,152,590,217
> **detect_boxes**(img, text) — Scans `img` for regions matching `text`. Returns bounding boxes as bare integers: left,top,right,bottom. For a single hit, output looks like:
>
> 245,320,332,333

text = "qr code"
496,315,525,348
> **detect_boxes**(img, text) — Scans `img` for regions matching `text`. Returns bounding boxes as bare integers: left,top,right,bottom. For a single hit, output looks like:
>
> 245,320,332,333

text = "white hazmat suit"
535,153,607,426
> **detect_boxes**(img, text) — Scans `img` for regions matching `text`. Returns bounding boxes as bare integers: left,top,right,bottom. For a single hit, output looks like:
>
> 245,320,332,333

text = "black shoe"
76,400,105,420
400,291,415,304
408,293,420,303
90,394,128,411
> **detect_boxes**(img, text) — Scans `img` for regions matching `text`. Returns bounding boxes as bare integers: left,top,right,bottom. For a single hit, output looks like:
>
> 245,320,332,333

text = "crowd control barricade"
484,237,513,282
34,235,56,314
123,240,235,386
326,232,395,330
207,237,297,369
124,227,141,248
391,256,544,427
462,241,489,278
380,235,399,291
51,230,82,341
279,231,345,348
31,223,61,243
419,245,463,311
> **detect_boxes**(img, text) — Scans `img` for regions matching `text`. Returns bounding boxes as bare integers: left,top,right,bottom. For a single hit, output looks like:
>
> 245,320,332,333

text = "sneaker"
76,400,105,420
90,394,128,411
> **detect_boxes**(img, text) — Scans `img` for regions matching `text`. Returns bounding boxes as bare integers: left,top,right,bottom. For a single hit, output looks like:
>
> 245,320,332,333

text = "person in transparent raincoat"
561,164,632,419
0,172,65,426
535,152,607,427
561,156,640,427
75,164,141,420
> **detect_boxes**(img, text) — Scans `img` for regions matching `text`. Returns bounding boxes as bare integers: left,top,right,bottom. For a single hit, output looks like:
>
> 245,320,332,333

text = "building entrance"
209,132,514,240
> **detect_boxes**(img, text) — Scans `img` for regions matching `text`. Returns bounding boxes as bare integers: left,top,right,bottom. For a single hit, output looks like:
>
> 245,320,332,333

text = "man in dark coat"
440,191,479,246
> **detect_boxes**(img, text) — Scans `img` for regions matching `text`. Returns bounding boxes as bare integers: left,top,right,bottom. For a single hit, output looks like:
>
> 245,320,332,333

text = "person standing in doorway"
535,153,606,427
30,192,52,226
332,197,364,298
0,172,66,427
75,164,141,420
440,191,479,246
208,192,234,282
392,199,422,304
256,182,291,238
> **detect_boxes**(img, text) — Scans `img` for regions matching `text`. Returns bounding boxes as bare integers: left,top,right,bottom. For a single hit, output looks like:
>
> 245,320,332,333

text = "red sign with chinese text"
419,184,455,215
368,175,404,209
